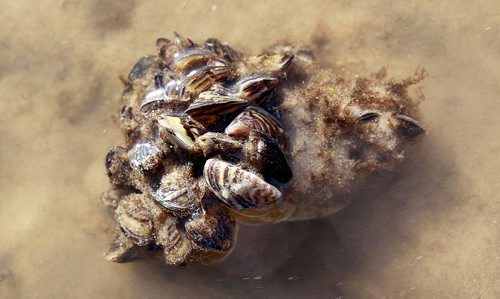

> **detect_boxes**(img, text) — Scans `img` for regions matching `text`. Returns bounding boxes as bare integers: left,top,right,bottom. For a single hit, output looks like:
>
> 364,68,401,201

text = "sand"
0,0,499,298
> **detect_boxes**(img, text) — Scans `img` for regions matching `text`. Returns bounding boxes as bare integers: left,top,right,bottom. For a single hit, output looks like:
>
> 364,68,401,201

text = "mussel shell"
253,51,294,74
395,114,425,138
105,146,133,187
173,31,196,49
182,65,233,97
156,216,192,266
358,111,380,122
185,201,236,251
128,141,163,172
115,194,154,245
185,92,248,129
156,115,205,150
203,158,282,210
173,49,224,73
225,106,287,149
150,165,195,216
233,75,279,104
245,130,293,184
191,132,243,158
105,231,145,263
204,37,242,62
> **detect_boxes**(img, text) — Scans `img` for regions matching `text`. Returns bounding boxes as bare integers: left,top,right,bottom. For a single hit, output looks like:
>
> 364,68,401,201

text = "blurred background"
0,0,499,298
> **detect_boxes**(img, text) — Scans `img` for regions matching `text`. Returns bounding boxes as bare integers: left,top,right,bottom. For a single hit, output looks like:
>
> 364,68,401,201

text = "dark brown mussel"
203,158,282,211
156,216,193,266
358,111,380,122
156,114,205,150
150,165,195,216
233,74,279,104
395,114,425,138
185,88,248,129
204,37,242,62
185,199,236,254
245,130,293,184
115,194,154,246
225,106,287,149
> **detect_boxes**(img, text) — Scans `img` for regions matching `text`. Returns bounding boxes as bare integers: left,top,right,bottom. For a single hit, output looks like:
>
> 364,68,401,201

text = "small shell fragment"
203,158,282,210
104,231,145,263
150,166,195,216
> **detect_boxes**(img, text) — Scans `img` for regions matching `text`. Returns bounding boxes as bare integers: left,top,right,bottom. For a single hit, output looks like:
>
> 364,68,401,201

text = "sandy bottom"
1,0,499,298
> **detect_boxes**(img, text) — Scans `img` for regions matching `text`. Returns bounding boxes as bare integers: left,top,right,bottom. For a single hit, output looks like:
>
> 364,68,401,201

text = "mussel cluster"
103,32,426,266
103,33,297,265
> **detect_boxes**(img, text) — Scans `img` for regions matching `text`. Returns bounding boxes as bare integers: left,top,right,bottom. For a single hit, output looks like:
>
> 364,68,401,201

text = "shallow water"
1,0,499,298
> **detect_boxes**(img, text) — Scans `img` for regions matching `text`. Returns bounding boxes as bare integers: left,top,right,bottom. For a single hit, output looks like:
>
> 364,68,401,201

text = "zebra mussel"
103,32,425,266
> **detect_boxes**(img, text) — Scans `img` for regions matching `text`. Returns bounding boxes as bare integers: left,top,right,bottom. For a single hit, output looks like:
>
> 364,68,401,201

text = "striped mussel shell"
156,216,193,266
185,87,248,129
245,130,293,184
225,106,287,149
203,158,282,211
181,64,233,98
204,37,242,63
173,48,226,74
156,114,206,150
233,74,279,104
150,166,195,216
115,194,154,246
140,80,187,111
185,201,236,253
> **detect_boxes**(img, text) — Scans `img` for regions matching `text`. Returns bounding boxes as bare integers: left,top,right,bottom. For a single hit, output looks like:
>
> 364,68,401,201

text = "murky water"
1,0,499,298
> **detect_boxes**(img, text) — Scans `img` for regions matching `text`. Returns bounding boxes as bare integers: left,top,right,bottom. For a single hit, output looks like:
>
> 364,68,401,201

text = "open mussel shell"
233,74,279,104
115,194,154,246
105,230,146,263
185,201,236,252
225,106,287,149
150,166,195,216
204,37,242,63
245,130,293,184
185,89,248,129
128,141,163,172
156,114,205,150
395,114,425,138
203,158,282,210
173,48,225,73
156,216,192,266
